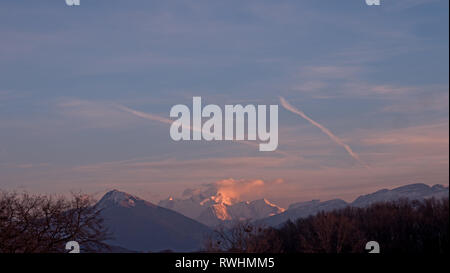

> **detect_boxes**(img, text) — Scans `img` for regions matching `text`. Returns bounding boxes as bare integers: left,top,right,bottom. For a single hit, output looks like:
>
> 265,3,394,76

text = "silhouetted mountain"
257,183,448,227
97,190,211,252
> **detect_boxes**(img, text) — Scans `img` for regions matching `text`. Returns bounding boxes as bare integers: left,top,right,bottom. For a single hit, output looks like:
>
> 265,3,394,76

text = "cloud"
0,90,26,102
117,103,292,156
299,65,362,79
57,99,139,128
3,121,447,205
359,122,449,150
183,178,283,205
381,88,449,113
293,81,328,90
280,97,367,167
211,178,265,205
116,104,174,125
293,65,448,101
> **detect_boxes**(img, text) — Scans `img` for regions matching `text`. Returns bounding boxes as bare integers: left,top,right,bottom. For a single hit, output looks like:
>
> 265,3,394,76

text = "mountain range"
257,183,449,227
97,183,448,252
159,194,284,226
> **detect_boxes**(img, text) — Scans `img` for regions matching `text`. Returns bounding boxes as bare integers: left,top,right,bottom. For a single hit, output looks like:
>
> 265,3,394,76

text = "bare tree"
203,220,282,253
293,209,366,253
0,191,111,253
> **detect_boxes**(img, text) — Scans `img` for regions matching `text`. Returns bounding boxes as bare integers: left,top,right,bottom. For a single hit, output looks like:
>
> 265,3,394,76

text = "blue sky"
0,0,448,206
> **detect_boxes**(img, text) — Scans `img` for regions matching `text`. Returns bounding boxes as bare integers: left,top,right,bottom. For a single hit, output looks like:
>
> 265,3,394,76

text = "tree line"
204,198,449,253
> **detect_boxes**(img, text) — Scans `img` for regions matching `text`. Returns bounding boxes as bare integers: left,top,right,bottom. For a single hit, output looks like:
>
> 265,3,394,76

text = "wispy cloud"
299,65,362,79
117,103,292,157
116,104,174,125
280,97,367,167
181,177,285,206
57,99,139,129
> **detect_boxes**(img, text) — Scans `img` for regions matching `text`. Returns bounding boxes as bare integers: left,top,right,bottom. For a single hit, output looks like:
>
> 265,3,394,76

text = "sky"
0,0,448,207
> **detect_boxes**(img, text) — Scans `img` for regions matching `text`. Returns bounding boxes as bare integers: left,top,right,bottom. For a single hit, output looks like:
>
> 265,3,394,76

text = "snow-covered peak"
158,193,286,226
97,189,148,208
351,183,448,208
251,198,281,208
248,198,285,216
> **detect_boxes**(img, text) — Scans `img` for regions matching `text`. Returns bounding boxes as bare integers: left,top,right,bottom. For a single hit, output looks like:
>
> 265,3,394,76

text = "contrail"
116,105,172,124
116,104,291,157
117,104,223,140
280,97,367,167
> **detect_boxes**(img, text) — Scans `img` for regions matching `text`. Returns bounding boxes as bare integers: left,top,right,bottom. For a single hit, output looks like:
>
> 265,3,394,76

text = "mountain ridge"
97,183,448,251
257,183,449,227
97,189,210,252
158,194,285,226
159,183,448,227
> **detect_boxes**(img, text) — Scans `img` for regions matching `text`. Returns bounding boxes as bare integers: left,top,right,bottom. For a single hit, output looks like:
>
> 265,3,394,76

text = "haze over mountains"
97,183,448,252
158,193,285,226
